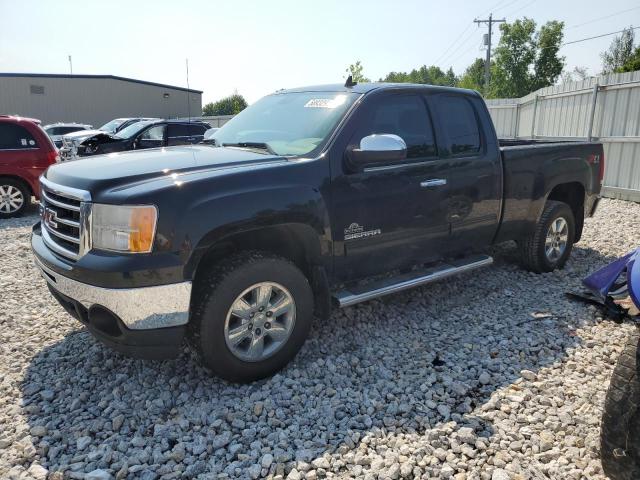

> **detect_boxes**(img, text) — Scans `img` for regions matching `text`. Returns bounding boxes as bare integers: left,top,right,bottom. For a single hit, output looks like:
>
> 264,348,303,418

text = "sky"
1,0,639,104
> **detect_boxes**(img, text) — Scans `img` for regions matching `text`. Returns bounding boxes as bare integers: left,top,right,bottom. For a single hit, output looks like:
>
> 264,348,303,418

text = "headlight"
91,204,157,253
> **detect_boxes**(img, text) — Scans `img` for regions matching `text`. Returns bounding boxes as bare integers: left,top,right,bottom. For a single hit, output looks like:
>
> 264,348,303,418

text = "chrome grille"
40,178,91,261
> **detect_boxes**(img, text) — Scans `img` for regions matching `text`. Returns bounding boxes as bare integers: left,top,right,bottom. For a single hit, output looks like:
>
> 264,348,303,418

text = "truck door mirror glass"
347,134,407,171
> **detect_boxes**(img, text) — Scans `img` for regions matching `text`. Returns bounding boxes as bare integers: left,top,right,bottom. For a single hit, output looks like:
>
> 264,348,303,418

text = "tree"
379,65,458,86
458,58,486,92
560,66,589,84
601,28,635,74
489,18,565,98
345,61,370,83
202,94,247,116
532,21,565,90
619,46,640,73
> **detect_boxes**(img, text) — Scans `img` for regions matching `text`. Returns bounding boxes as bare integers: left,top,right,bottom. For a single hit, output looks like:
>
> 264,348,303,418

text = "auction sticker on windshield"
304,95,347,109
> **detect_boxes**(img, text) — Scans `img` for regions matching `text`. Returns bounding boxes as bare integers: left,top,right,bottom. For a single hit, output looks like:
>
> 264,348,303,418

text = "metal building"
0,73,202,127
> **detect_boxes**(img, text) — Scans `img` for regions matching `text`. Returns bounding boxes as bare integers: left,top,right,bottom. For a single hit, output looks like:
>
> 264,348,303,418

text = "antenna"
186,58,191,122
344,75,357,88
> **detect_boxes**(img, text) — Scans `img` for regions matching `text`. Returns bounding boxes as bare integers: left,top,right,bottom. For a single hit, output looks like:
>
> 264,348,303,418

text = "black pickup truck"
31,82,603,382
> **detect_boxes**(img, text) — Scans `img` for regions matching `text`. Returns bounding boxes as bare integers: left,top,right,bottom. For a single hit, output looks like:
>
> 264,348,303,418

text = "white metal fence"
486,70,640,202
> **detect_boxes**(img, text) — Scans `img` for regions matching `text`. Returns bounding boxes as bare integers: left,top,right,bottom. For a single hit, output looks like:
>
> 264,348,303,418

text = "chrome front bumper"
34,257,191,330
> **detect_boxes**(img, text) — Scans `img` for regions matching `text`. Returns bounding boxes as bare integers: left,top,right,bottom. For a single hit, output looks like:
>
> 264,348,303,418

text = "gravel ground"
1,199,639,480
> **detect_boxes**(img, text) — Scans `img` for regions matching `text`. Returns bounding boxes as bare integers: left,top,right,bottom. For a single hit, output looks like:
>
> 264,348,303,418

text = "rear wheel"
0,179,29,218
188,251,314,383
601,328,640,480
519,200,575,273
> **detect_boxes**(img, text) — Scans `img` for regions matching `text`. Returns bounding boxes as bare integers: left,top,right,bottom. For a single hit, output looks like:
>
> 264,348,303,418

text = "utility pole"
474,13,505,91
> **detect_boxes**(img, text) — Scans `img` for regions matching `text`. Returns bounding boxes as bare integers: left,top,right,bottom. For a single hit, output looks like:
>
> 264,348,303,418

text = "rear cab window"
434,95,481,156
0,123,38,150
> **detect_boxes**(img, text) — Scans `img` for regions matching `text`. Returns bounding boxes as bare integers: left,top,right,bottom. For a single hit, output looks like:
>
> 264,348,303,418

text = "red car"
0,115,59,218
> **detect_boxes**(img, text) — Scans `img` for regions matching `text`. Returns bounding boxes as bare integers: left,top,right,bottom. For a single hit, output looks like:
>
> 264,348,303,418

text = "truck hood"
44,145,287,194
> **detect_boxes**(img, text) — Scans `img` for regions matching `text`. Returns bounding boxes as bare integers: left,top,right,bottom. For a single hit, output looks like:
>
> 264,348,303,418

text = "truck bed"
494,139,603,244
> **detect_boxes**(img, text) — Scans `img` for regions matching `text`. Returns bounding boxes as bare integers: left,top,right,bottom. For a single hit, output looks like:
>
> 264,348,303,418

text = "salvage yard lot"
0,199,638,480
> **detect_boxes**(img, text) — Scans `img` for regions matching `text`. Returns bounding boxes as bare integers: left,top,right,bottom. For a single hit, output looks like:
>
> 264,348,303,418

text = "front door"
136,124,166,149
330,92,451,283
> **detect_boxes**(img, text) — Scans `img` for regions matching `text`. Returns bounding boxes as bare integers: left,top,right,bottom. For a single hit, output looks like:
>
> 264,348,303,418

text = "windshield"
99,119,125,132
212,91,360,156
114,121,152,139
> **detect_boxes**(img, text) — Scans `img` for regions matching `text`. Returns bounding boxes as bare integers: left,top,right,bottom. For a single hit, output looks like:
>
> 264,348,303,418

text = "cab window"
355,94,437,159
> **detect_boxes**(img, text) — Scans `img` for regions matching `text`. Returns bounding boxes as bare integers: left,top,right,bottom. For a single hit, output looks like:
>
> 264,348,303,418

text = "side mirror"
347,134,407,171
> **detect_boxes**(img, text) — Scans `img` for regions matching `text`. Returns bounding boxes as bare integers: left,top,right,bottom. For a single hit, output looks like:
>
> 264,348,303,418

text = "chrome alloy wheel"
0,185,24,213
224,282,296,362
545,217,569,262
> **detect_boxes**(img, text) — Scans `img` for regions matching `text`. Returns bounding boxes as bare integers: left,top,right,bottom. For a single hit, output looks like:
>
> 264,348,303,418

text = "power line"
434,0,518,68
433,23,474,66
567,6,640,30
478,0,514,18
504,0,536,18
442,27,481,67
563,25,638,46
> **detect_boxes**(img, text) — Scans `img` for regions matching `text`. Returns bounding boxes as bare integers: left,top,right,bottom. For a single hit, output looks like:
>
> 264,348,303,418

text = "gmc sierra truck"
31,82,603,382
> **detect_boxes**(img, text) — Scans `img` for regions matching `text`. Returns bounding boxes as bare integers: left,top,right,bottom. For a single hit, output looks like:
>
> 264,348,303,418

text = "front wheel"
601,329,640,480
519,200,575,273
188,251,314,383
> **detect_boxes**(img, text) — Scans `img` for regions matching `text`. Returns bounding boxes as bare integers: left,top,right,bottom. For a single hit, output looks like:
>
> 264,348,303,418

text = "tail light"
45,150,60,164
599,152,605,184
588,153,605,185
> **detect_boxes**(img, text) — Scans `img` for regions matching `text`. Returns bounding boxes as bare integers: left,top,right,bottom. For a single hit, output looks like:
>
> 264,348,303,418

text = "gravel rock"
0,199,636,479
85,469,114,480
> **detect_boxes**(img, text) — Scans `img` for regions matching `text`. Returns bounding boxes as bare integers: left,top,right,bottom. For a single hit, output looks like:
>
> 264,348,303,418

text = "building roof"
0,73,202,94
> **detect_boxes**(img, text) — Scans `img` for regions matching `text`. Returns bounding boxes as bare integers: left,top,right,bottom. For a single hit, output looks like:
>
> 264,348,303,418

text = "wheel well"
190,224,331,319
191,223,321,286
547,182,585,242
0,175,33,196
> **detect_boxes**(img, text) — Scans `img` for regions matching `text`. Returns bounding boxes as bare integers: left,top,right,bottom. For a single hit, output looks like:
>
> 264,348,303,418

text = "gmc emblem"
43,207,59,229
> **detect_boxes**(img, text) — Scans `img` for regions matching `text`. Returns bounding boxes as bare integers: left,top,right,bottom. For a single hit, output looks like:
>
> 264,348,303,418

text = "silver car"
43,123,92,149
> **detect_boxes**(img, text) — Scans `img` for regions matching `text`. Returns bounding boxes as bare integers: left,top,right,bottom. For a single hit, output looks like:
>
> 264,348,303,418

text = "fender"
178,183,332,280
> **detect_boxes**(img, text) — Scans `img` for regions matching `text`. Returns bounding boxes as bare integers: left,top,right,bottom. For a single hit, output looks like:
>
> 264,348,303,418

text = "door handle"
420,179,447,188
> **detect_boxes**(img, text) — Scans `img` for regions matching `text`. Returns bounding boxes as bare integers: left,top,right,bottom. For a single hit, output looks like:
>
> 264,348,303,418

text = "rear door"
187,124,208,143
167,123,191,146
330,92,452,282
0,122,46,192
430,93,502,252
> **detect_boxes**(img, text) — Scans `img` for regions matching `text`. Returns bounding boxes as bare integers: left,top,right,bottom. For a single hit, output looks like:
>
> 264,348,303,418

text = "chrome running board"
334,254,493,308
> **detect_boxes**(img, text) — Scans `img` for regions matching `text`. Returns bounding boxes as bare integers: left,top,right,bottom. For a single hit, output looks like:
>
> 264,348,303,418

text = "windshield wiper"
222,142,276,155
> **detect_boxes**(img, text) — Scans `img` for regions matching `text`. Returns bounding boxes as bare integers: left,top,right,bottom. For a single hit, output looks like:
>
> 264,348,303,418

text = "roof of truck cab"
277,83,480,96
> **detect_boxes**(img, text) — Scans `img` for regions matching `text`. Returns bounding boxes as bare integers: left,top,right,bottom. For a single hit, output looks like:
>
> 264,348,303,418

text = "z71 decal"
344,222,381,241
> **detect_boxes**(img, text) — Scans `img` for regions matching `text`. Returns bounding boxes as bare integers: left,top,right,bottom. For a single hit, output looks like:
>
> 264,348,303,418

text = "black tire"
601,328,640,480
519,200,575,273
188,251,314,383
0,178,30,218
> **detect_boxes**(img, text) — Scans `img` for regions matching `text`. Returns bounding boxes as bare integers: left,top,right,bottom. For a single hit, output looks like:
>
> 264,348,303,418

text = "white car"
43,123,92,148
